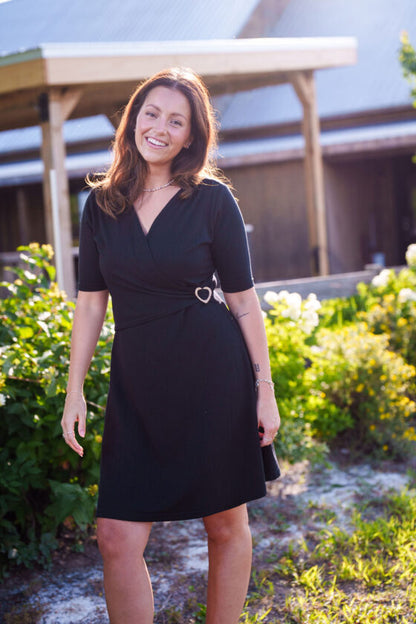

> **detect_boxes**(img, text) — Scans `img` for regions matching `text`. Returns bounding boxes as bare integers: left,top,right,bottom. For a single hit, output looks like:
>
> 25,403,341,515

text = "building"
0,0,415,286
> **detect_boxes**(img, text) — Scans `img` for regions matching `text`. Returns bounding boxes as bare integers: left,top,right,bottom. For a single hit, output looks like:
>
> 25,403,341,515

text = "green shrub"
318,293,365,329
305,324,416,458
354,264,416,367
319,246,416,349
0,244,112,577
264,278,416,462
263,290,328,463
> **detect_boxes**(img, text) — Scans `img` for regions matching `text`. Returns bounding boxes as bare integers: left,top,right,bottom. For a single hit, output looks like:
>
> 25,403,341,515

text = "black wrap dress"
78,179,267,521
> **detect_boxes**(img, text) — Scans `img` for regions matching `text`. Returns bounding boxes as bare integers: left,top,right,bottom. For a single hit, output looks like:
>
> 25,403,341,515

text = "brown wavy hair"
87,66,223,217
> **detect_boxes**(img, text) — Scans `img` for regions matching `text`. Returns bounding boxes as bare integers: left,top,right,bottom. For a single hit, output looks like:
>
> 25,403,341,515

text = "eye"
171,119,183,127
145,111,156,118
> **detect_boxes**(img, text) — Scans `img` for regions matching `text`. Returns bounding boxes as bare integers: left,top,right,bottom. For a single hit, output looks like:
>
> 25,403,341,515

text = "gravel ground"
0,460,410,624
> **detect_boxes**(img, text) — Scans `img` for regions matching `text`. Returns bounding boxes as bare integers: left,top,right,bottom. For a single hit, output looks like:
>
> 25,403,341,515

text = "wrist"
255,378,275,392
65,389,84,398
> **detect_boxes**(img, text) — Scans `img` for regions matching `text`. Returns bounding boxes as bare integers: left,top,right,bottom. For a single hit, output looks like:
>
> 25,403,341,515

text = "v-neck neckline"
133,189,181,238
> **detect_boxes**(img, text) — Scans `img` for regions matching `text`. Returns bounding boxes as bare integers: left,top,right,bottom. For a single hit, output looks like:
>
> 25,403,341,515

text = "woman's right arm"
61,289,109,456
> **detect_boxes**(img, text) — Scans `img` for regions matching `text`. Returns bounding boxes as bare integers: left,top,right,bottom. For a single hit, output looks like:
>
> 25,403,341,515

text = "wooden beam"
37,38,357,88
39,89,82,297
290,70,329,275
0,58,45,95
59,88,83,121
0,38,357,131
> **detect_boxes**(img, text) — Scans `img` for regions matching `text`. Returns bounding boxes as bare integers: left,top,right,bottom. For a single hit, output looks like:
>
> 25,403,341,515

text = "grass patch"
241,489,416,623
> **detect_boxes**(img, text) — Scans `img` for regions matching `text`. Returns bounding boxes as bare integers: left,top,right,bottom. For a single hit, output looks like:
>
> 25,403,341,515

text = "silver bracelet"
255,378,275,391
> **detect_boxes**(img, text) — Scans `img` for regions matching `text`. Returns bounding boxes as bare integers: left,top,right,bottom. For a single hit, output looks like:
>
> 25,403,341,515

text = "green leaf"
17,326,35,340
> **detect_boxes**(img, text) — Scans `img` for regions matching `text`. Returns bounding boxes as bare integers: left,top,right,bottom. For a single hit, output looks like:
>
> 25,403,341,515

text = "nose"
153,115,168,134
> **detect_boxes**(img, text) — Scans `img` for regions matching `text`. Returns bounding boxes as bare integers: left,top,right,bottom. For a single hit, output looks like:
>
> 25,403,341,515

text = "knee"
96,520,123,561
204,511,251,546
96,519,149,562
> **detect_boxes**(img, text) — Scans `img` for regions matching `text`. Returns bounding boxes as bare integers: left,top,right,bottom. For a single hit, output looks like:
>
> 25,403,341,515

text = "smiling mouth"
146,136,167,147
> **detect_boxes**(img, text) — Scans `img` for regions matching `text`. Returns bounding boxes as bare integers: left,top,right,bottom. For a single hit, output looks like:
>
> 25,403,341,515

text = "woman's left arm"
223,287,280,446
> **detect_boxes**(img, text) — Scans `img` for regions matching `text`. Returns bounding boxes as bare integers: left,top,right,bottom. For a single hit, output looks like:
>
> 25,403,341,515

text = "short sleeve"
211,184,254,293
78,192,108,292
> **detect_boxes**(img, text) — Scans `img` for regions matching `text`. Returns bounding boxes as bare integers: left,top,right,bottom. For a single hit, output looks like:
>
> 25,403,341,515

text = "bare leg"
203,505,252,624
97,518,153,624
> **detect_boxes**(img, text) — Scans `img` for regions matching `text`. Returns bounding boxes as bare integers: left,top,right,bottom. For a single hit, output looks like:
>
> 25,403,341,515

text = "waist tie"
113,279,222,331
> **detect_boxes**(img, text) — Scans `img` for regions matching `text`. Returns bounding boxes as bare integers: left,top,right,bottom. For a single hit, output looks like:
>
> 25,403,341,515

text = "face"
134,86,192,171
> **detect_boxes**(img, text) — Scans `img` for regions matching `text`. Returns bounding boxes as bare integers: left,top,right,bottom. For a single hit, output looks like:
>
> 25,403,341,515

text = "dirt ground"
0,459,411,624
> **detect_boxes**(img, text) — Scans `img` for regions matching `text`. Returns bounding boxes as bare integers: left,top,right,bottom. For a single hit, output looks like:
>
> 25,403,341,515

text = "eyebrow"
144,103,188,119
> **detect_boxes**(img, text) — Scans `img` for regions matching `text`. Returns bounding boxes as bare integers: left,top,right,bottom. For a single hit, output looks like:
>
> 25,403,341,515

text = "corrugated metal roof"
0,116,114,154
0,0,259,55
218,120,416,163
2,0,415,152
2,119,416,187
220,0,416,130
0,149,113,187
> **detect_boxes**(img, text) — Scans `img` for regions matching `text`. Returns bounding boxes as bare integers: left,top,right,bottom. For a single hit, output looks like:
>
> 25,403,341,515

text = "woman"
61,66,280,624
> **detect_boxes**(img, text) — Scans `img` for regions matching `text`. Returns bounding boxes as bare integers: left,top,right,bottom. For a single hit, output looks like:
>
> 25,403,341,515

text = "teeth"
147,137,166,147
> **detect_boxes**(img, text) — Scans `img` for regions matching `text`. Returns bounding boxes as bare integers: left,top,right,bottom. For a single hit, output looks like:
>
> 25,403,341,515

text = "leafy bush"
0,244,112,577
263,291,328,463
264,255,416,462
319,247,416,346
353,264,416,367
305,324,416,458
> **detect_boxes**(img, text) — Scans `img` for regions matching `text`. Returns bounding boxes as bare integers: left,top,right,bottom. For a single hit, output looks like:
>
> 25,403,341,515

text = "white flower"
279,292,301,320
299,320,316,335
371,269,393,288
0,394,5,406
286,292,302,307
406,243,416,267
303,309,319,324
310,345,322,354
299,307,320,334
275,290,290,302
398,288,416,303
263,290,279,306
305,293,321,312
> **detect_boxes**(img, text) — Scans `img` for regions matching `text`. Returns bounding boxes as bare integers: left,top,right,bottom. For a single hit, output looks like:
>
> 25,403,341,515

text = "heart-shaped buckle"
195,286,212,304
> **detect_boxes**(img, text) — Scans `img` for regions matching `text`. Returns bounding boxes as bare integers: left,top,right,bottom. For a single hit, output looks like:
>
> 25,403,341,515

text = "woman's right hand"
61,393,87,457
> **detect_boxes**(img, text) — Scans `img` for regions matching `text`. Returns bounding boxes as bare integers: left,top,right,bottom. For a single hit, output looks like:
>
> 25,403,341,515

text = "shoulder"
82,189,99,219
197,177,235,198
192,180,247,238
82,190,114,226
194,178,239,214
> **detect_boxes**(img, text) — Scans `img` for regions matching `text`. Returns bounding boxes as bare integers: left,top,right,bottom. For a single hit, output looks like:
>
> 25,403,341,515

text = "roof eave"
0,37,358,94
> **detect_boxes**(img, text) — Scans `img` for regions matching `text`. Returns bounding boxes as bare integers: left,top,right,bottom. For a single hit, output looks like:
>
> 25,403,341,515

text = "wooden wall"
1,152,414,285
226,153,411,281
225,160,311,282
325,157,399,273
0,185,46,253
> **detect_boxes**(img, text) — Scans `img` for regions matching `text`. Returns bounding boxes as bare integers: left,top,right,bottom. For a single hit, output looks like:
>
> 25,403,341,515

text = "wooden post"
39,88,82,297
290,70,329,275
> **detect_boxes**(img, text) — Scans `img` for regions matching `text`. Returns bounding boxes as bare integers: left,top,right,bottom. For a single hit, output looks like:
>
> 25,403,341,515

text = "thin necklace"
142,179,174,192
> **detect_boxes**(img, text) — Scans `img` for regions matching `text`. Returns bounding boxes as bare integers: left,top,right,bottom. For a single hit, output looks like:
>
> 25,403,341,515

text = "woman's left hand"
257,391,280,447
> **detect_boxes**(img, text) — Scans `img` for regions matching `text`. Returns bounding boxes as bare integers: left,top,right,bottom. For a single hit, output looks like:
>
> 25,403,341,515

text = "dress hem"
96,488,266,523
